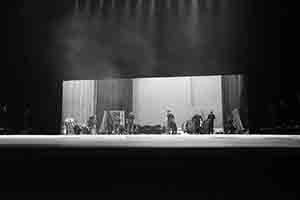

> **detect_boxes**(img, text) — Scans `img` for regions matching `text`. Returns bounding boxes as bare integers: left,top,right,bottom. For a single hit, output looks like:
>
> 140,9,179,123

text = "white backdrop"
133,76,223,128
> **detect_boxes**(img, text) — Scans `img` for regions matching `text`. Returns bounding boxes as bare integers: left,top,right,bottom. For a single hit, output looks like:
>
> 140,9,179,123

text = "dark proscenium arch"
5,0,280,132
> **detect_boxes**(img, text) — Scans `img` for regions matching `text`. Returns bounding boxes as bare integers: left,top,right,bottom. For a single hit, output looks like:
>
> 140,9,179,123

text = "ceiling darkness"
7,0,265,81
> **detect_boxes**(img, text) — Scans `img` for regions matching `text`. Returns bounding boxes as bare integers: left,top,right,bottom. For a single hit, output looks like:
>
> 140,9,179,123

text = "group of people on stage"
157,108,248,135
179,110,216,135
63,109,217,135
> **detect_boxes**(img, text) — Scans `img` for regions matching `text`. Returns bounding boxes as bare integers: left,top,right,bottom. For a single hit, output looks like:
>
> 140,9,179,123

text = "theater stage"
1,134,300,148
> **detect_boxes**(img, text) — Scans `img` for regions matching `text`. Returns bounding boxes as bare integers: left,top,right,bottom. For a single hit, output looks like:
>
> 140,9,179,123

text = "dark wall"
5,0,69,130
5,0,283,131
247,0,283,129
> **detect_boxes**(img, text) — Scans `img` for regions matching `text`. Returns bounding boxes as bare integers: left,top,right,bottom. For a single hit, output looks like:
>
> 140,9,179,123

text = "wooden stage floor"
1,134,300,148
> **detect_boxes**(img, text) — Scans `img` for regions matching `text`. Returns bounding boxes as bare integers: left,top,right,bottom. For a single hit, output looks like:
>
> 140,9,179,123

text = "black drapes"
95,79,133,129
221,75,248,128
53,0,249,80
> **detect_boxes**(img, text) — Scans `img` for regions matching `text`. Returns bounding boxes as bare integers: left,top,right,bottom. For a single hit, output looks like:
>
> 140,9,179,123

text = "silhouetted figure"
0,104,8,130
267,102,277,128
278,99,289,127
181,120,193,134
192,114,203,134
126,112,135,134
207,111,215,134
87,115,97,135
167,110,177,134
73,124,82,135
224,116,235,134
24,104,32,131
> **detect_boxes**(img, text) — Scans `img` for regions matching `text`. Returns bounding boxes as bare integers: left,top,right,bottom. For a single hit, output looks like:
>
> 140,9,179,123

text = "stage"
1,134,300,148
1,134,300,196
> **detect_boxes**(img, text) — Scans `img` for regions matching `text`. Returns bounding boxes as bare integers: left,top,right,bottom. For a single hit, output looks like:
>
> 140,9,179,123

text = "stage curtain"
96,79,133,129
221,75,248,128
62,80,97,125
64,0,244,79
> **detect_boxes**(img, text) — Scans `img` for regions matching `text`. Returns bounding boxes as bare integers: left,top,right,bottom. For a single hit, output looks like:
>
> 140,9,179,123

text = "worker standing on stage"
24,104,32,131
126,112,135,134
0,103,8,130
208,111,216,134
87,115,97,135
192,113,203,134
167,110,177,135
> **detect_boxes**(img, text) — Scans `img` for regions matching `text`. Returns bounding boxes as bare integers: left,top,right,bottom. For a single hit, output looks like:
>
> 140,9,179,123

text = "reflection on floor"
1,134,300,148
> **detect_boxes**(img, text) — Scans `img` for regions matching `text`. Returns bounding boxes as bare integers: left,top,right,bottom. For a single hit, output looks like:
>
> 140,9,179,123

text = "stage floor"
1,134,300,148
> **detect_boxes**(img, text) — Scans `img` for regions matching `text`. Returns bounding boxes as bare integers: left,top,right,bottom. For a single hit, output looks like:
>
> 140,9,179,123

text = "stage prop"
99,110,125,134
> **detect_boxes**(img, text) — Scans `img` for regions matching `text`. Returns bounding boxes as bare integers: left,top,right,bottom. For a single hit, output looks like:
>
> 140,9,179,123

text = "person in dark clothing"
224,114,236,134
126,112,135,134
0,104,3,129
192,114,203,134
167,110,177,134
267,102,278,128
87,115,97,134
278,99,290,127
0,103,9,130
207,111,216,134
24,104,32,130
